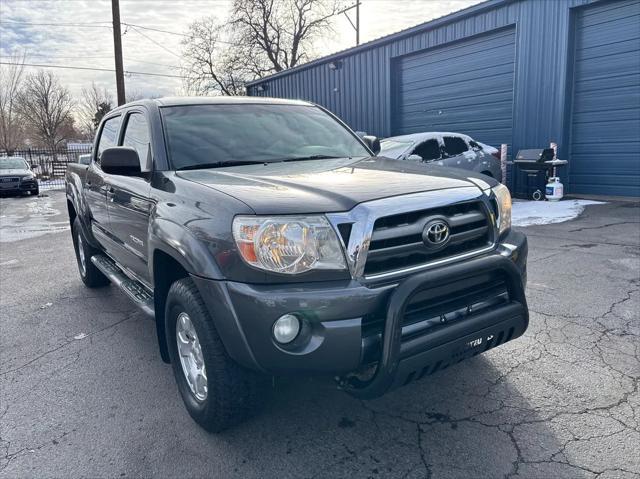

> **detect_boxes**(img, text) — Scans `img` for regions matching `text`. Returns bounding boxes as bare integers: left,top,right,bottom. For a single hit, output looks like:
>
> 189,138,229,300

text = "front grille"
400,273,509,337
360,272,512,365
363,272,510,338
364,201,493,277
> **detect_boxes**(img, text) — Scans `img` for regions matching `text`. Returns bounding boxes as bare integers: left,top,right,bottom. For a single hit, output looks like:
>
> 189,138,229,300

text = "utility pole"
338,2,361,47
356,1,360,45
111,0,126,106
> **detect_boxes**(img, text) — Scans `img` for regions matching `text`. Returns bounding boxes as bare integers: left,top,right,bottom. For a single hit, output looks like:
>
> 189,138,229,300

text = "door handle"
106,186,115,201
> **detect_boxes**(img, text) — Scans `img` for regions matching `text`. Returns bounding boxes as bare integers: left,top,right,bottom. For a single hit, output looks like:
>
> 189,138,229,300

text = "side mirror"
101,147,141,176
407,154,423,162
362,135,381,155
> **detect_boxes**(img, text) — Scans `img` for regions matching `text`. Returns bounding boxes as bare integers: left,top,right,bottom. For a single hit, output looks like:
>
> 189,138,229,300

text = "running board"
91,254,155,318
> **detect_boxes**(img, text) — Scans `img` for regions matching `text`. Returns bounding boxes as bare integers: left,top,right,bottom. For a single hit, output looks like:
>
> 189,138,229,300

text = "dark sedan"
0,157,39,196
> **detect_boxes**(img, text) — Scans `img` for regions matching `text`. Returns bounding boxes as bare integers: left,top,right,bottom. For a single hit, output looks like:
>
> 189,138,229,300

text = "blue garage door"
570,0,640,196
393,27,516,148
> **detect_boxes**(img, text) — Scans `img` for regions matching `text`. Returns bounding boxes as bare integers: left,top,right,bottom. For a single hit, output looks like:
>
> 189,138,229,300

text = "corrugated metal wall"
248,0,599,175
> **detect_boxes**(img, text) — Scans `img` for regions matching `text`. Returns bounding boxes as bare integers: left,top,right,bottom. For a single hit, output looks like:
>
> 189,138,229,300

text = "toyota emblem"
423,220,450,248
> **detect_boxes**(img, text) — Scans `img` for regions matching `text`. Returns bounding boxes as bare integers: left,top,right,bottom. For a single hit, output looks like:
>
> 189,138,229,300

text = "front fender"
66,169,100,248
148,217,222,281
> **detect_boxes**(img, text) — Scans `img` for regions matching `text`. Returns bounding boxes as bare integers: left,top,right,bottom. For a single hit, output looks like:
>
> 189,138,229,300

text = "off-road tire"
72,217,110,288
166,277,267,432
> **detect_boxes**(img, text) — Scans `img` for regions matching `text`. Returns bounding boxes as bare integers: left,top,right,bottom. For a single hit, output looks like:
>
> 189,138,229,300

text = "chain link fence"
0,146,93,192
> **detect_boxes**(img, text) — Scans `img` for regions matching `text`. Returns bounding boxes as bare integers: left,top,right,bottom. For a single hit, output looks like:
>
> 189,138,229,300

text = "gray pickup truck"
65,97,528,432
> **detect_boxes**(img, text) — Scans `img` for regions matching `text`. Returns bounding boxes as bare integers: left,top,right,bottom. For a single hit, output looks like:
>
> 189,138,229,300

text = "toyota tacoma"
65,97,528,432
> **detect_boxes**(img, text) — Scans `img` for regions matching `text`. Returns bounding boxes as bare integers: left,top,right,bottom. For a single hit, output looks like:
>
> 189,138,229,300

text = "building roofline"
246,0,510,87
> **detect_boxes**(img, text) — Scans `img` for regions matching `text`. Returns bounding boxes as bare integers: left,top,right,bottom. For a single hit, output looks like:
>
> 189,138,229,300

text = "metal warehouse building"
247,0,640,197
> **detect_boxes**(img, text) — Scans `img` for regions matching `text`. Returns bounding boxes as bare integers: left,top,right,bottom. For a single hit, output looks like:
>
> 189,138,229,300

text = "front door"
106,112,153,285
86,115,122,247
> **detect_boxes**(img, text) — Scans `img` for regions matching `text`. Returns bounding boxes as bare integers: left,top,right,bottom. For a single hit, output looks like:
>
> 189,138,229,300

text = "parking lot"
1,191,638,479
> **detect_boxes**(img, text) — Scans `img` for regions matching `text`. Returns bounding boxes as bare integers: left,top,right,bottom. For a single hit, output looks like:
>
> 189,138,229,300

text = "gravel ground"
1,191,639,479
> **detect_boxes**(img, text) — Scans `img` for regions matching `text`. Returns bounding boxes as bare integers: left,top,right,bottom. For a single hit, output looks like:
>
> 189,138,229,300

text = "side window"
96,116,122,162
413,139,441,162
122,113,150,170
443,136,470,157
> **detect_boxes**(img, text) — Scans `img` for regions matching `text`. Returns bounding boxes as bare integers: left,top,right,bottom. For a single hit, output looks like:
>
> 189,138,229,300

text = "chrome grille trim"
326,187,498,282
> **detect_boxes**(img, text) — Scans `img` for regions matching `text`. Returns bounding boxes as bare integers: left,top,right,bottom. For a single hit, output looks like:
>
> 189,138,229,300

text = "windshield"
379,139,414,156
0,158,28,170
161,104,370,170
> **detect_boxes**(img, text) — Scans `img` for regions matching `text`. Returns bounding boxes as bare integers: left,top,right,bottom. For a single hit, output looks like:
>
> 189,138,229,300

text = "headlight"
492,183,512,235
232,215,347,274
22,174,35,180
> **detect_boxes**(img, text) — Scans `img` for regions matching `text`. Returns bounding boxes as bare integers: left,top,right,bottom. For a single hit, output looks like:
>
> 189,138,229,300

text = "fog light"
273,314,300,344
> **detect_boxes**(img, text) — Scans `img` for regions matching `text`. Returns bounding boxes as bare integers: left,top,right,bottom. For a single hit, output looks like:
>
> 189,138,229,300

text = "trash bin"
513,148,555,200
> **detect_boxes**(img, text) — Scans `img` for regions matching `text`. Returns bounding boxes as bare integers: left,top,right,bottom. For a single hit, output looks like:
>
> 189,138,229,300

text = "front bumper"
0,178,38,193
192,229,528,396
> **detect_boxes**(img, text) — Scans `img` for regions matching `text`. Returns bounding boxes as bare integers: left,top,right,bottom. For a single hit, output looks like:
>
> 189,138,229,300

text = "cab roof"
112,96,314,112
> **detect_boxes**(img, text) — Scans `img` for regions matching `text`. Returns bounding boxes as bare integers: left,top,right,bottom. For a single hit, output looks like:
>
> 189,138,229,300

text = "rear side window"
443,136,469,157
96,116,122,161
122,113,150,170
413,139,441,161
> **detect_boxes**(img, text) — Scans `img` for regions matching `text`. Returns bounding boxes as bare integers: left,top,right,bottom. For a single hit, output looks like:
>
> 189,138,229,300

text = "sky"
0,0,483,100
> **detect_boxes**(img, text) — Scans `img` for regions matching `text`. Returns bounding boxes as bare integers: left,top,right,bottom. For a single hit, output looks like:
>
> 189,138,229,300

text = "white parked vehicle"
379,132,503,182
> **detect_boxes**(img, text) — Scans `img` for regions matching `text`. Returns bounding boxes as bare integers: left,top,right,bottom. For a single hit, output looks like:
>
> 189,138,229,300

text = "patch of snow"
0,195,69,242
38,180,65,191
27,199,58,216
74,333,88,340
512,199,605,227
40,302,53,309
0,259,18,266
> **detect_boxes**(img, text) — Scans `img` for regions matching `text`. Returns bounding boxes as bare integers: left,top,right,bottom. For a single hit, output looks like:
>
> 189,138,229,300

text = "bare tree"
18,70,74,150
181,17,248,96
125,88,161,102
0,51,27,152
181,0,342,95
77,82,113,138
230,0,343,74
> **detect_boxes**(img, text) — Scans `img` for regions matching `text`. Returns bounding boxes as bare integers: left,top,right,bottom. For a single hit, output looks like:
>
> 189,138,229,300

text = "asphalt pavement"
1,191,639,479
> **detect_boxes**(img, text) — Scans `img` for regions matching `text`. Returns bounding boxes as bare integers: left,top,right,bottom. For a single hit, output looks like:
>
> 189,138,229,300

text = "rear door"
106,110,153,285
86,114,121,245
441,135,477,171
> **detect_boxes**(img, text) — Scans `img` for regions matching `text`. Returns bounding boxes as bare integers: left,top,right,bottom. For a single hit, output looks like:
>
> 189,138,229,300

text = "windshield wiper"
280,154,346,162
177,160,266,171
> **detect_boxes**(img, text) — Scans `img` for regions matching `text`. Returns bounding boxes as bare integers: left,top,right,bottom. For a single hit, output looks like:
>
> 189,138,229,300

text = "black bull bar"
342,254,529,399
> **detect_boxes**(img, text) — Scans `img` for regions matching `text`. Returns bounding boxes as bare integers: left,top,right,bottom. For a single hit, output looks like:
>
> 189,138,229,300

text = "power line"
1,19,111,25
127,25,182,59
0,20,111,28
0,54,115,59
0,61,186,79
122,22,190,38
0,54,180,69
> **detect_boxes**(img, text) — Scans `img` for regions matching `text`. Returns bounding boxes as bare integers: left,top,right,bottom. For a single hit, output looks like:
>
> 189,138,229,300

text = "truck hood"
177,156,493,214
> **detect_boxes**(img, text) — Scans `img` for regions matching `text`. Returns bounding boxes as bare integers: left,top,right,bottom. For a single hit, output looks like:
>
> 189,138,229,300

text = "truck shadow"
195,356,571,478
